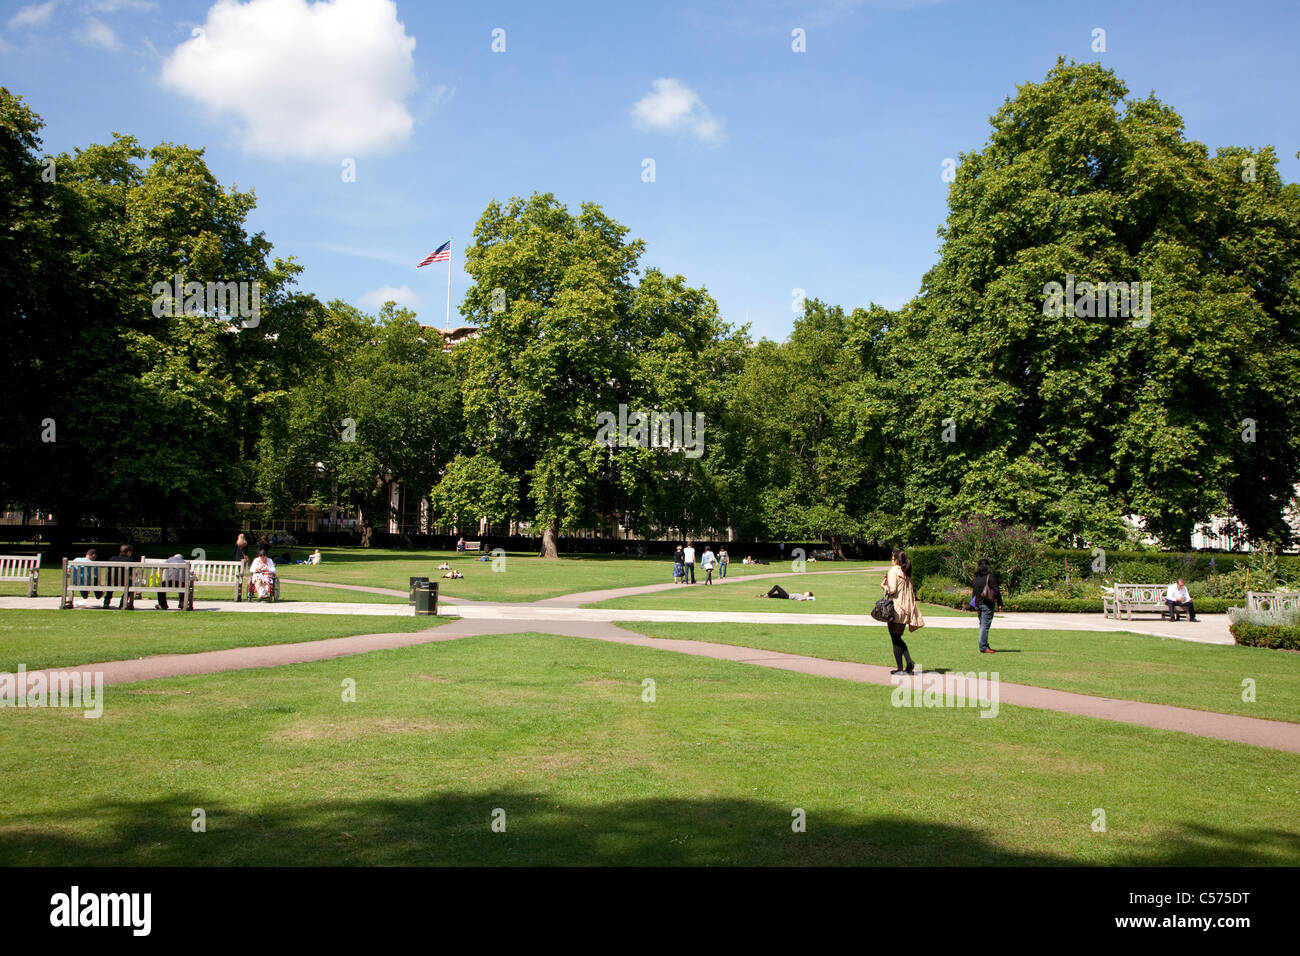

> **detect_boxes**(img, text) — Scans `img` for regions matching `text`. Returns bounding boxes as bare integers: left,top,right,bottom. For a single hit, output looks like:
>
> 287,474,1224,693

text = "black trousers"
1166,599,1196,620
685,562,695,583
888,621,913,668
766,584,789,599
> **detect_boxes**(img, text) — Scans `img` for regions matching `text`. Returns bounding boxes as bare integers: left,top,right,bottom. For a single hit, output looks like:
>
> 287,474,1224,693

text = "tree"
457,193,728,556
869,59,1300,548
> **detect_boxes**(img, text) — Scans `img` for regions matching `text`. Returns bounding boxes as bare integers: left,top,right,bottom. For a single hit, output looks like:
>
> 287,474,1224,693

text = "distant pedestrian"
672,546,685,584
234,533,249,567
701,546,717,584
718,548,729,578
971,557,1003,654
881,550,924,674
683,543,696,584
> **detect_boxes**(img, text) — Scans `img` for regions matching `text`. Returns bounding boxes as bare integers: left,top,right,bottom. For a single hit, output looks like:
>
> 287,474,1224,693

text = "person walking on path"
718,548,729,578
701,546,717,585
972,557,1003,654
672,546,685,584
881,550,924,674
683,543,696,584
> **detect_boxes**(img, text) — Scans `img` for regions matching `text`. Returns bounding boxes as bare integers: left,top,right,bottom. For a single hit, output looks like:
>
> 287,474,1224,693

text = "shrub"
1229,623,1300,650
936,514,1047,594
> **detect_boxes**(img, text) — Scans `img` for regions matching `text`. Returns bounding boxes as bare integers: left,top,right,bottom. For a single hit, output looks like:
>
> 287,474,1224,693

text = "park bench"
60,558,193,610
0,554,41,597
1103,583,1180,621
463,540,482,552
189,559,247,602
1245,590,1300,614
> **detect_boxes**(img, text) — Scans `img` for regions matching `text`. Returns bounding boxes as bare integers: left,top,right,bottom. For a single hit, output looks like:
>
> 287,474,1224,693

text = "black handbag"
871,597,896,622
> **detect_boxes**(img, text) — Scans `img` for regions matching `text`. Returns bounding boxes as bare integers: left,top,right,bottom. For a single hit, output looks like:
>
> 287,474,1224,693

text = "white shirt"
1166,583,1190,603
683,547,695,564
790,593,814,601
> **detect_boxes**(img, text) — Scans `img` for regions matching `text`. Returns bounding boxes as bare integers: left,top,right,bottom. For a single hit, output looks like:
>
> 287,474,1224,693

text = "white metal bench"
190,559,247,602
60,558,193,610
0,554,41,597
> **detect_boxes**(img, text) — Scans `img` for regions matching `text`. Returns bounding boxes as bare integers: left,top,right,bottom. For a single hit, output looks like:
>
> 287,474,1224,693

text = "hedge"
916,584,1235,615
1229,623,1300,650
907,545,1300,585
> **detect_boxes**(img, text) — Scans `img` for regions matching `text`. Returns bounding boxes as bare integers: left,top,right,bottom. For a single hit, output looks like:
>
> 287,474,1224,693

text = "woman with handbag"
880,550,925,675
971,557,1002,654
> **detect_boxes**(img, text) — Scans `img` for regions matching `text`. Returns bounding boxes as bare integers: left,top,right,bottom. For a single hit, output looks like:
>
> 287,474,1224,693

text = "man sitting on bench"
1165,579,1198,622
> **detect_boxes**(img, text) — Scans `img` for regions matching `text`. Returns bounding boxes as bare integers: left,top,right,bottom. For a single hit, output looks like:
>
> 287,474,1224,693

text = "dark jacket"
972,571,1002,609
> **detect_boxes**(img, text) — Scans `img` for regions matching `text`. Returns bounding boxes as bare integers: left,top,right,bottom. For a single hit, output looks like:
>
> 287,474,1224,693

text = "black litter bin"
414,581,438,616
409,576,430,605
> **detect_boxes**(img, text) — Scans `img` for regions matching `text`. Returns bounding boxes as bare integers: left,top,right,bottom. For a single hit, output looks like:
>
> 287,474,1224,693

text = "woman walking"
881,550,925,674
672,546,685,584
971,557,1002,654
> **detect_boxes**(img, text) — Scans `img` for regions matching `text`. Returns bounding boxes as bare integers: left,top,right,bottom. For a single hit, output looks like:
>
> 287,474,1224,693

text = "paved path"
9,572,1290,751
10,614,1296,753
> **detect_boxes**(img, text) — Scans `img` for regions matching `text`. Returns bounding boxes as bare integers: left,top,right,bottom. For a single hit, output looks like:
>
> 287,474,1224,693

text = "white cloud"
631,77,724,144
161,0,418,161
358,284,421,309
81,16,118,48
8,1,59,29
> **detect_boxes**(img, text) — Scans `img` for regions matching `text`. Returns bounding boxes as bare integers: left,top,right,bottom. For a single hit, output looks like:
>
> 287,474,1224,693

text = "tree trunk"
830,532,844,558
539,522,559,559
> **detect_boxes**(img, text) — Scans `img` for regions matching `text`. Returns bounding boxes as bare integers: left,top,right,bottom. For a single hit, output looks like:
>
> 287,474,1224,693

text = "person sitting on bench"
1165,579,1198,621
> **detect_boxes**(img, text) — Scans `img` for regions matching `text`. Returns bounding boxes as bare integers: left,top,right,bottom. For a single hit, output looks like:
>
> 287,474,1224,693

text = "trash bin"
409,576,430,605
414,581,438,616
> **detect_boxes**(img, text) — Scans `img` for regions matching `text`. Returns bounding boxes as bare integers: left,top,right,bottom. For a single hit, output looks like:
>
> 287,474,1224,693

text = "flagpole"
445,236,452,330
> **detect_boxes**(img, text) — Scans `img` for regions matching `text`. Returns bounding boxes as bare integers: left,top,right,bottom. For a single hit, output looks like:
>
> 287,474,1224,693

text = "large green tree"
456,193,732,556
867,59,1300,548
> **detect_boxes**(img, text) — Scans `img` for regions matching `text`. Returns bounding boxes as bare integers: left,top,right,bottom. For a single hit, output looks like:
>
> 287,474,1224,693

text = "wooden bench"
1246,591,1300,614
60,559,193,610
0,554,41,597
189,560,247,602
463,540,482,552
1103,584,1180,621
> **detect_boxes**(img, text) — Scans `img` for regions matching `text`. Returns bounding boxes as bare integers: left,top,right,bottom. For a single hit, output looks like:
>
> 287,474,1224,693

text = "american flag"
417,240,451,267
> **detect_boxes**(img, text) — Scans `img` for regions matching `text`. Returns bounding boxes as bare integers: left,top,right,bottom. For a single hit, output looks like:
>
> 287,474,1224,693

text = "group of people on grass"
672,544,728,584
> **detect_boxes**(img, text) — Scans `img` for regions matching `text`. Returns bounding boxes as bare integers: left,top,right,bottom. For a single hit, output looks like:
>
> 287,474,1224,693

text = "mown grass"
0,610,446,672
268,549,880,602
587,569,958,616
0,633,1294,866
620,621,1300,723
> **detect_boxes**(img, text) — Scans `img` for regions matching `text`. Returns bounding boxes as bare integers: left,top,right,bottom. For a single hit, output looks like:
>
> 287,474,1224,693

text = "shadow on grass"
3,791,1295,866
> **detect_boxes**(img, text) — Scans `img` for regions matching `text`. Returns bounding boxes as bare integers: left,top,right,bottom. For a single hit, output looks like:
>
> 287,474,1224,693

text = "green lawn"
0,633,1294,866
587,569,960,616
0,610,447,672
274,548,879,602
620,621,1300,724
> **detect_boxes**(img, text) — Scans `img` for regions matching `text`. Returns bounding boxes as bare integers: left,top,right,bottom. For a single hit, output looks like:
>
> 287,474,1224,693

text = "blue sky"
2,0,1297,341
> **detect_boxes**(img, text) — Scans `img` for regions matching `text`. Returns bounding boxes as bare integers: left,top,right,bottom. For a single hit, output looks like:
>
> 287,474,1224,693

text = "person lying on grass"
442,569,464,579
756,584,813,600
